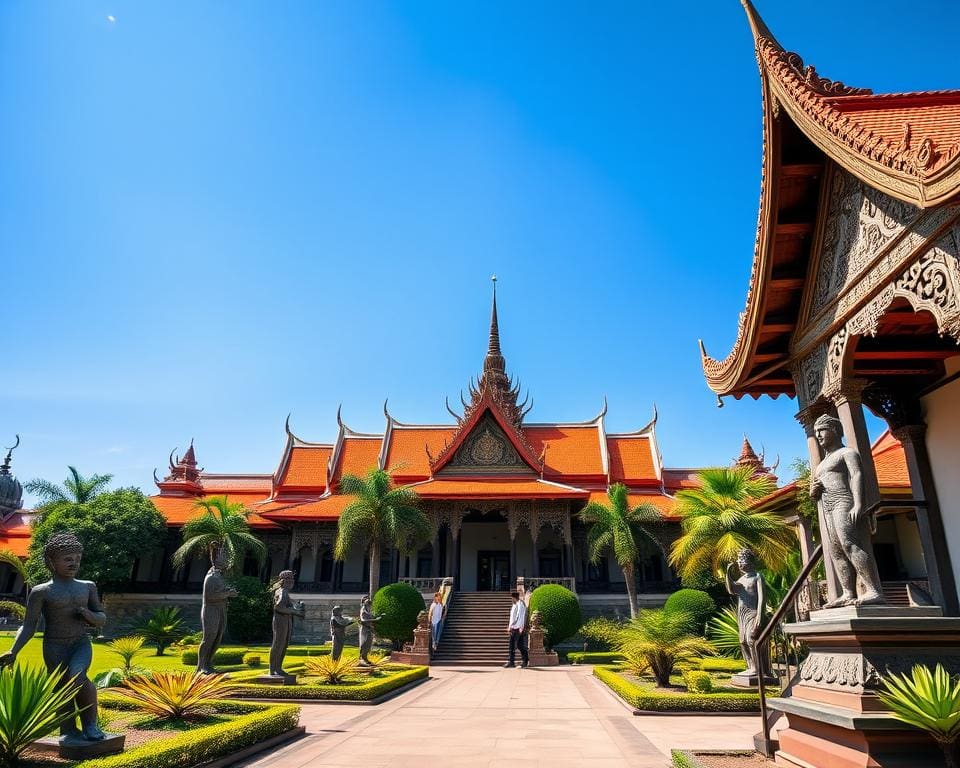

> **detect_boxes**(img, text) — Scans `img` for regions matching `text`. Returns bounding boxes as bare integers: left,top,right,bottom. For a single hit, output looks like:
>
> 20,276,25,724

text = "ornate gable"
438,411,535,476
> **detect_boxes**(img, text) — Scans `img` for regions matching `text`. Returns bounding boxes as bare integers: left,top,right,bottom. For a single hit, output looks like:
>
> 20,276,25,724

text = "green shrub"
233,665,428,701
683,670,713,693
663,589,716,635
594,665,767,712
135,606,187,656
0,665,82,766
0,600,25,621
579,617,624,651
243,653,262,668
180,647,247,667
671,751,700,768
372,583,425,649
567,651,624,665
227,576,273,644
528,585,582,648
81,699,300,768
696,657,746,673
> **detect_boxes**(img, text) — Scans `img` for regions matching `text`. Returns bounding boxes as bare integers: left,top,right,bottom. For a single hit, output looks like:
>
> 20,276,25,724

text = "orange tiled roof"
0,513,32,558
525,426,604,478
278,446,331,490
607,436,657,484
384,427,457,480
200,475,273,493
332,437,383,485
871,430,910,489
260,494,355,521
586,490,678,520
0,535,29,558
406,477,589,500
151,494,282,529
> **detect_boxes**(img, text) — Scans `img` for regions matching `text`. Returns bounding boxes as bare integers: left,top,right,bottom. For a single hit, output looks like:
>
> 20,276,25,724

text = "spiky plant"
107,636,146,672
171,496,265,572
134,606,186,656
579,483,663,619
25,467,112,510
0,665,82,768
616,608,715,688
706,606,743,659
619,651,651,678
669,466,791,581
304,655,360,685
878,664,960,768
116,671,237,720
334,468,429,597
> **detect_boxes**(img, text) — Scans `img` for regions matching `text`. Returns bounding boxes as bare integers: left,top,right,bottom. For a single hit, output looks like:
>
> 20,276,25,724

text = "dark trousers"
508,629,528,665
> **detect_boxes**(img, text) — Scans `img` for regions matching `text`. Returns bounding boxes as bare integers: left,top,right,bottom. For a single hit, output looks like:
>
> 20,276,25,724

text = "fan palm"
135,606,186,656
334,468,429,597
171,496,265,572
878,664,960,768
25,466,112,509
579,483,662,618
616,608,715,687
669,466,791,581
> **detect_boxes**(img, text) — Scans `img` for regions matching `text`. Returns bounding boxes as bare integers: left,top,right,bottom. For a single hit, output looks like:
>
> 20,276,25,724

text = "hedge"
567,651,624,665
593,665,768,712
180,647,248,666
233,665,428,701
77,698,300,768
695,658,747,673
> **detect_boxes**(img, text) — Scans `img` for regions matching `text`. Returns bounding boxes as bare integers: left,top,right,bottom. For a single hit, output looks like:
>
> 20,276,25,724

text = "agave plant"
134,606,186,656
107,636,146,672
304,655,360,684
116,671,237,720
616,608,715,688
878,664,960,768
0,665,81,768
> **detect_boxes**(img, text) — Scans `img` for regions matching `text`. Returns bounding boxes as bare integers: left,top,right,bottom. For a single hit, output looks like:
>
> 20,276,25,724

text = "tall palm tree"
334,468,429,597
25,467,112,508
579,483,663,619
669,465,791,582
171,496,265,572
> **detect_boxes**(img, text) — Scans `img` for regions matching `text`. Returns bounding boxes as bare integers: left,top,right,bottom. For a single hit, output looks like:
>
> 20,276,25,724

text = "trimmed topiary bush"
528,585,582,648
663,589,716,635
243,653,262,668
372,583,425,649
682,670,713,693
180,647,248,667
696,657,747,673
567,651,624,665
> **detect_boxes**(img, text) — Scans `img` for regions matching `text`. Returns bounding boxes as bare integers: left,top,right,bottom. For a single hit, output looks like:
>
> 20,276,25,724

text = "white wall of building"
458,521,511,591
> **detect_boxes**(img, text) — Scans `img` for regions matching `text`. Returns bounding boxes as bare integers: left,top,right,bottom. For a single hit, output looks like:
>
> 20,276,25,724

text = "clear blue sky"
4,1,959,503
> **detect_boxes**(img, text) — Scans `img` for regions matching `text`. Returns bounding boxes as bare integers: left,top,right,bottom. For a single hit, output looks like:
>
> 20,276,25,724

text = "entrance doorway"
477,551,510,591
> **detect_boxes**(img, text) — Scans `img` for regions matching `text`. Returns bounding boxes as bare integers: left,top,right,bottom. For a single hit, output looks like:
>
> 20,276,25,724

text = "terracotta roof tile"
871,431,910,489
385,427,457,480
586,490,678,520
332,437,383,484
607,436,657,483
0,535,29,558
200,475,273,493
151,493,281,529
407,478,589,500
260,494,355,521
278,446,331,490
525,426,604,478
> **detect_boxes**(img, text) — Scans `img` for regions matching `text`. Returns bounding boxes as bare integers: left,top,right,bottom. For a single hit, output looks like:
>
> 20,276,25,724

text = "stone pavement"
236,665,765,768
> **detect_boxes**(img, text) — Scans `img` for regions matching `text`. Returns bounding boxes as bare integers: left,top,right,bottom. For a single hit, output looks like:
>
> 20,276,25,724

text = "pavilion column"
430,530,441,578
531,527,540,578
832,381,882,509
894,423,959,615
563,515,575,581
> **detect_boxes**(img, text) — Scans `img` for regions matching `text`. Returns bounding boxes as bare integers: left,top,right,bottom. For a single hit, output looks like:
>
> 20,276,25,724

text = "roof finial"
488,275,501,358
1,435,19,474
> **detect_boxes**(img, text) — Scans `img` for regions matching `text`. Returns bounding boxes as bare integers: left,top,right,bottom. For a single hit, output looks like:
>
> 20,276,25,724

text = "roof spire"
487,275,503,362
0,436,23,516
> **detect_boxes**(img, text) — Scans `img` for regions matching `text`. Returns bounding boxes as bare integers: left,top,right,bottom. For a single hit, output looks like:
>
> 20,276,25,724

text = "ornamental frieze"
800,651,960,691
438,413,533,475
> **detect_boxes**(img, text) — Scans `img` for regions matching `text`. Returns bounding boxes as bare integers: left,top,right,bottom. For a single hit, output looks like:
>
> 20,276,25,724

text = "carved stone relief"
800,651,960,691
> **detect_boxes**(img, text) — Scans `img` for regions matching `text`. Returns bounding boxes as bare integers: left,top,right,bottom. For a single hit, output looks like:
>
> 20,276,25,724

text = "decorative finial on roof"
181,439,197,467
163,440,202,485
734,434,777,482
0,435,18,475
487,276,502,360
336,404,344,429
0,435,22,516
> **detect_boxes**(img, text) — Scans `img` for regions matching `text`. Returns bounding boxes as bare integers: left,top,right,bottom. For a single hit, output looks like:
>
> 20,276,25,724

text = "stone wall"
577,593,668,621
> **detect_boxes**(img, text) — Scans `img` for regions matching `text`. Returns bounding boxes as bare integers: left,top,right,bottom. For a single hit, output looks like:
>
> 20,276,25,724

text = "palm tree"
25,467,112,509
171,496,265,572
579,483,663,619
616,608,715,687
334,468,429,597
669,466,791,582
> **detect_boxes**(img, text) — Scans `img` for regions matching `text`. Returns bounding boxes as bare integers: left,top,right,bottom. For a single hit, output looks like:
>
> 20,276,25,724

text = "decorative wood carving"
439,413,531,475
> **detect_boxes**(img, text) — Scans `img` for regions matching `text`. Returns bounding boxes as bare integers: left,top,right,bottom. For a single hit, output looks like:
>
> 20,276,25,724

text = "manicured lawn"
233,664,428,701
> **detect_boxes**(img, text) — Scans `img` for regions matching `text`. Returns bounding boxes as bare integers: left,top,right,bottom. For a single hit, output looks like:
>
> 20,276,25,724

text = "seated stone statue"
0,532,106,741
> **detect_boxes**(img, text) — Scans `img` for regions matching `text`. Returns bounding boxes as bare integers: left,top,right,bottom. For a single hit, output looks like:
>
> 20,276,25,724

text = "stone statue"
810,414,885,608
725,548,774,683
329,605,354,661
357,595,383,666
0,532,107,741
268,570,305,677
197,546,237,674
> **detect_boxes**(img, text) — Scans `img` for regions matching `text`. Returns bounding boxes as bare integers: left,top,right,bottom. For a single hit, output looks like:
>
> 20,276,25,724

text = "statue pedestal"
527,621,558,667
34,733,125,760
730,672,778,689
768,609,960,767
391,610,432,666
254,674,297,685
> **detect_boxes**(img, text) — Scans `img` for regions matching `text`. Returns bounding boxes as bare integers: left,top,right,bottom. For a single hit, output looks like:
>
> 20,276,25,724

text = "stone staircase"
431,592,514,666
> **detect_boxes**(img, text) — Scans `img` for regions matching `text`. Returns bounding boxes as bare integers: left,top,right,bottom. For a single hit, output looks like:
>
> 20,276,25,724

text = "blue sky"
3,1,959,503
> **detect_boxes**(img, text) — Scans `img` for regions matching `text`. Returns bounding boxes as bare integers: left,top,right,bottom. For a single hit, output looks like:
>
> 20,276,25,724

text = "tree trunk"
368,541,380,598
623,563,638,619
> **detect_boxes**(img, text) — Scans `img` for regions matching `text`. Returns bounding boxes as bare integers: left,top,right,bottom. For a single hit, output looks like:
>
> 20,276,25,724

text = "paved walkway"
237,666,765,768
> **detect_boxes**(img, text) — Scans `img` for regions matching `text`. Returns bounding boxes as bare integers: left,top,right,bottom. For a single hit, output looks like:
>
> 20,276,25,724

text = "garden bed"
672,749,773,767
594,665,775,713
566,651,624,665
19,697,301,768
232,664,428,702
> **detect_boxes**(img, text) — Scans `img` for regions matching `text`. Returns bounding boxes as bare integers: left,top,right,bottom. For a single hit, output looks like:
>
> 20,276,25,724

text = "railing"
754,544,823,758
399,576,454,593
517,576,576,592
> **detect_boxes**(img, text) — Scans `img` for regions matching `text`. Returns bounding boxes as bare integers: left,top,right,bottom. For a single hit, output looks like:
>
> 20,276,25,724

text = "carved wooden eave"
701,1,960,399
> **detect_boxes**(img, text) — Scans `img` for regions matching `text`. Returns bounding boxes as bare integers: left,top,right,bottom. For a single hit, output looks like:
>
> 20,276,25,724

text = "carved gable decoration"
437,412,536,476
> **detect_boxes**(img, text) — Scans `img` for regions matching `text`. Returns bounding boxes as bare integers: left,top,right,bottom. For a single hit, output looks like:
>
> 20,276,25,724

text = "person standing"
504,590,529,668
428,591,445,652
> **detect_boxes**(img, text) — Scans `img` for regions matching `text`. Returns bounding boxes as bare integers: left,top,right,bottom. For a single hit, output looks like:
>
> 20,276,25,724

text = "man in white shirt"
504,591,529,668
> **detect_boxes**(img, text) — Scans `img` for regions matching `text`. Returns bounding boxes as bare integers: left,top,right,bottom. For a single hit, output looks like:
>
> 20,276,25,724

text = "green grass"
233,664,428,701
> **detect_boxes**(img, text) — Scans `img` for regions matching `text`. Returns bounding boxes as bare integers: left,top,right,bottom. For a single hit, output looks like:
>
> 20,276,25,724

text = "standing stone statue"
725,548,774,685
197,546,237,674
0,533,114,747
357,595,383,666
329,605,354,661
810,414,885,608
268,570,305,678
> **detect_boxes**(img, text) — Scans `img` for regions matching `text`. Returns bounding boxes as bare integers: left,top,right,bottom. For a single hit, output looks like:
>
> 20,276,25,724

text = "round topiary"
371,583,425,649
663,588,716,635
528,584,582,648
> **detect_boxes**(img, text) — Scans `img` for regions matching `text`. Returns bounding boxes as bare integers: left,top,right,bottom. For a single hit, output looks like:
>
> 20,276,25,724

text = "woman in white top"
428,591,445,651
